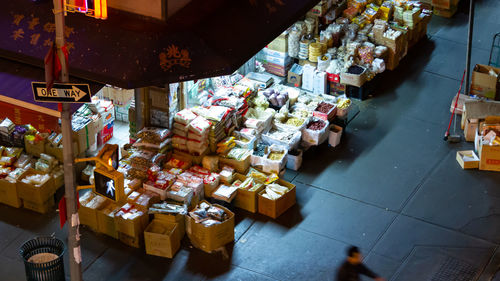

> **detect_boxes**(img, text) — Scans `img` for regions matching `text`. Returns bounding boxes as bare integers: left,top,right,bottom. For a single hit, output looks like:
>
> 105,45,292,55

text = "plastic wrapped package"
261,183,290,200
226,148,250,161
188,116,211,137
219,166,234,184
21,173,50,186
136,127,171,143
372,58,386,74
262,128,302,151
174,109,197,125
212,184,238,203
6,168,25,182
129,150,155,167
246,168,279,185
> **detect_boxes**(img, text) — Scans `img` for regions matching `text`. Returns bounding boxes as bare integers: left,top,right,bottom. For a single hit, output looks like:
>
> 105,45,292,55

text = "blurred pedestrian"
336,246,385,281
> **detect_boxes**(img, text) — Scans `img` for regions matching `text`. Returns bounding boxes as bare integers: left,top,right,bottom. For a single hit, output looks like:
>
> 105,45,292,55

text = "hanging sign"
65,0,108,20
32,82,91,103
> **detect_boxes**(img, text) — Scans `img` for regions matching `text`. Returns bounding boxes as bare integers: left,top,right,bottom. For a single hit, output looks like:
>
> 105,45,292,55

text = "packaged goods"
174,109,197,125
212,184,238,202
188,116,212,136
261,183,290,200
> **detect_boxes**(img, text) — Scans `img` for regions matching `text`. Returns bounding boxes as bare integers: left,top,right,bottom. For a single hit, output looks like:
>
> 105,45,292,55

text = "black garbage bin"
19,237,66,281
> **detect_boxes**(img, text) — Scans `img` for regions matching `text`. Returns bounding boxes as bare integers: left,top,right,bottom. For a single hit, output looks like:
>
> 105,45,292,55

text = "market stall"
1,0,440,259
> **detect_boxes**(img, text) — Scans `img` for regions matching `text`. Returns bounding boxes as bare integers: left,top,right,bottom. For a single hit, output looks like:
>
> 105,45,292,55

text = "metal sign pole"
52,0,83,280
465,0,475,95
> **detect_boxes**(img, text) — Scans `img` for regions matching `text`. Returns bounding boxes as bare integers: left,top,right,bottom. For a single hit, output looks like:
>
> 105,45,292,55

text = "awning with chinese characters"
0,0,319,89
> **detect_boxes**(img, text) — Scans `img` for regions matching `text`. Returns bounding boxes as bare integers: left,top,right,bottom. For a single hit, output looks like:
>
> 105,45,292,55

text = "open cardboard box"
258,179,296,219
96,202,120,239
456,150,480,169
185,201,235,253
17,168,54,204
232,173,265,213
0,169,26,208
144,218,180,258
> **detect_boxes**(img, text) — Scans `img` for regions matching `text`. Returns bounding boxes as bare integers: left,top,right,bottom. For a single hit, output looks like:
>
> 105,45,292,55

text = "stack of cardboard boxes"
459,100,500,172
260,37,292,77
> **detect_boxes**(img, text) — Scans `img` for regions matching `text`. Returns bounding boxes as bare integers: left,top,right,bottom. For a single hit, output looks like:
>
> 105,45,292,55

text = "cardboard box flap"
464,100,500,119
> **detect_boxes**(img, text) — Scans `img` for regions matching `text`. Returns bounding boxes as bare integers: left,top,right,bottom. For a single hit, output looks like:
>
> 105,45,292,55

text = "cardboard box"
288,64,304,87
464,119,479,142
433,5,457,18
258,179,296,219
115,212,149,238
219,154,251,174
233,173,266,213
45,142,79,162
470,64,500,100
24,138,45,157
431,0,459,10
118,232,143,248
17,169,54,204
78,192,107,231
185,201,235,253
267,34,288,53
144,219,180,258
23,197,55,214
149,87,169,110
479,143,500,172
340,67,367,87
96,202,120,238
456,150,480,169
0,177,23,208
154,213,185,242
463,101,500,141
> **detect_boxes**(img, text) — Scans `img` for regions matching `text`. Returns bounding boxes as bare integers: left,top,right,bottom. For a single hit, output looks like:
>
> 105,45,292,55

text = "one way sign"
32,82,92,103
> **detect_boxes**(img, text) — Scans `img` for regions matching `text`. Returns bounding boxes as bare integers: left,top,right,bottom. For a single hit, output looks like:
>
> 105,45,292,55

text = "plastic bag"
188,116,212,136
137,127,171,143
174,109,197,125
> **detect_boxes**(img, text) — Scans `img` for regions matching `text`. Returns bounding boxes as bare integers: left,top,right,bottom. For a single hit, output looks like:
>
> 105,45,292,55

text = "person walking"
336,246,385,281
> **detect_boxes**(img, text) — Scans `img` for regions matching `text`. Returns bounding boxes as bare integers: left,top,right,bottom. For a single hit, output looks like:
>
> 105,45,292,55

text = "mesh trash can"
19,237,66,281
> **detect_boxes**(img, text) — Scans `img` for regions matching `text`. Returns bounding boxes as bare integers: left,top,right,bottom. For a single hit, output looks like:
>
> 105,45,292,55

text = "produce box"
456,150,480,169
433,5,457,18
263,145,288,174
470,64,500,100
185,201,235,253
219,153,251,174
45,142,79,162
17,169,54,204
23,197,55,214
24,138,45,157
258,179,296,219
96,202,120,239
154,213,186,242
144,219,180,258
78,192,107,231
233,173,265,213
479,142,500,172
0,176,24,208
115,211,149,238
118,232,143,248
340,66,367,87
286,150,303,171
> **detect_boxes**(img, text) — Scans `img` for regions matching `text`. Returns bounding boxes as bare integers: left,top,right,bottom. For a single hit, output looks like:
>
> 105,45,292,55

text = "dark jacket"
336,261,378,281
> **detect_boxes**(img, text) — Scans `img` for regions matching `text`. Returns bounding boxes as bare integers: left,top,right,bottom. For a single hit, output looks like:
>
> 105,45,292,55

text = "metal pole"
465,0,475,95
52,0,83,280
